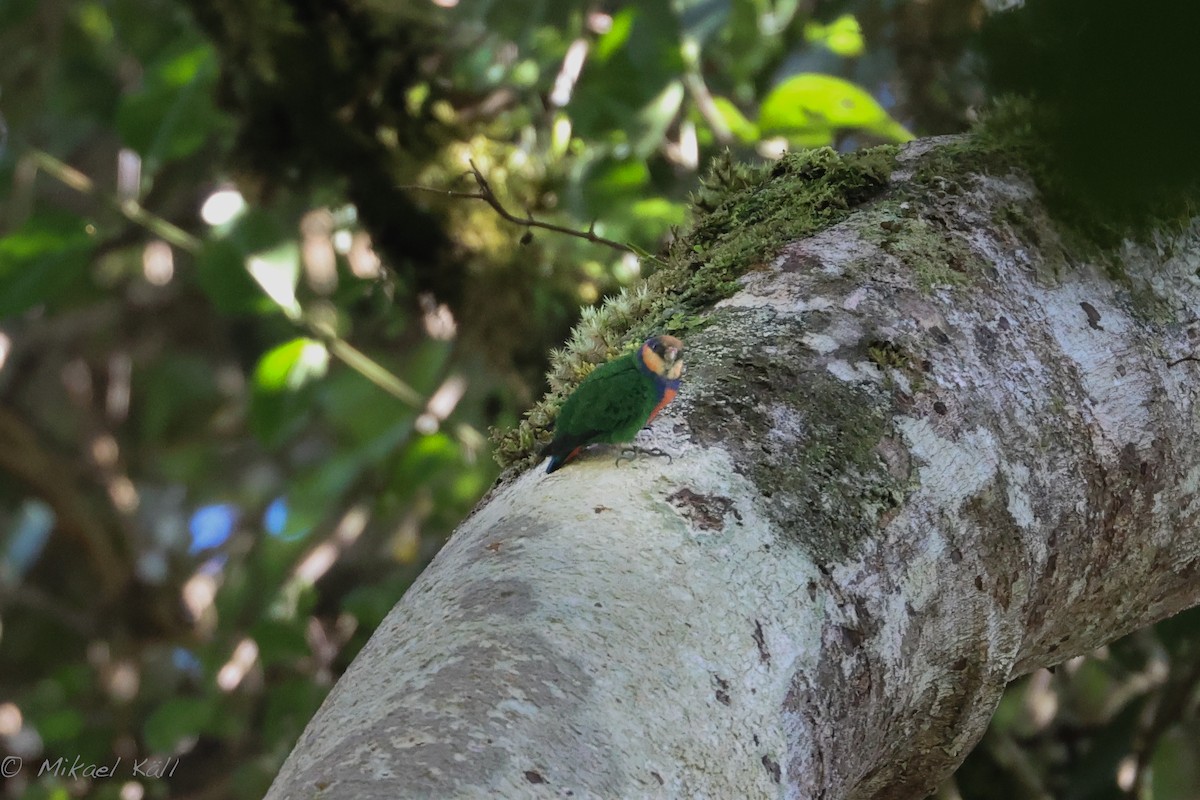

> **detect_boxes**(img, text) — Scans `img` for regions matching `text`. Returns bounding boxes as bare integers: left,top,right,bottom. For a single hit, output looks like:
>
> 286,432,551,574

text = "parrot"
541,334,684,473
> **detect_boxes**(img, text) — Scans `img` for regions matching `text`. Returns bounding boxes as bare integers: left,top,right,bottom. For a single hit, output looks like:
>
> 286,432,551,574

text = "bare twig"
402,160,640,256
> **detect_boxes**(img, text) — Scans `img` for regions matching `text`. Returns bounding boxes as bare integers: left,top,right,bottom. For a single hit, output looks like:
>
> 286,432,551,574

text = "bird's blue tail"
544,445,581,474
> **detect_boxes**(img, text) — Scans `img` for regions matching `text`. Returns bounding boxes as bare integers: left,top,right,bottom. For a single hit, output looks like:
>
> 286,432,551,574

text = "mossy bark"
267,135,1200,800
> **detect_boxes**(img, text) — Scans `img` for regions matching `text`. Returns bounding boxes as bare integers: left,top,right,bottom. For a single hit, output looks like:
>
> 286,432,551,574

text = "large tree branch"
266,136,1200,799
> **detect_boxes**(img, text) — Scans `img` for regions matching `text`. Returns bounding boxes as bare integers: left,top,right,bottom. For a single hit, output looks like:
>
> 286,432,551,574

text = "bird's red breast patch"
647,386,677,423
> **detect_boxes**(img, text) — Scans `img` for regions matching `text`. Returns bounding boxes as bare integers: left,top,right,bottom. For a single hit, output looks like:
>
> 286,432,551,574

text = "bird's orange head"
639,335,684,381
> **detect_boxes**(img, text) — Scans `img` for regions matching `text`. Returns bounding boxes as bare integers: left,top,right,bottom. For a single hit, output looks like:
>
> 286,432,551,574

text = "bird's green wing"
555,355,658,446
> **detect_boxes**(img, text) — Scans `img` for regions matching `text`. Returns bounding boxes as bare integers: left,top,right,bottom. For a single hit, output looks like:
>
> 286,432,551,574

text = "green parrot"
541,335,685,473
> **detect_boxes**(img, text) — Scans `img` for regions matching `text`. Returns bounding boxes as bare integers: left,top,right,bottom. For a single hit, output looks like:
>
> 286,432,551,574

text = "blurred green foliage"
1,1,1198,799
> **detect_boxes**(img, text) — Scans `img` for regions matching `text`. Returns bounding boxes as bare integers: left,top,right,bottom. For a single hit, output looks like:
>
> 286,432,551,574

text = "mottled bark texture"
267,137,1200,799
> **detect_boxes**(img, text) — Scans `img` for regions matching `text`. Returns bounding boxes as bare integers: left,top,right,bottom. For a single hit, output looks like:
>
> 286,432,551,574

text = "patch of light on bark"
897,418,999,505
1000,461,1035,529
801,333,840,354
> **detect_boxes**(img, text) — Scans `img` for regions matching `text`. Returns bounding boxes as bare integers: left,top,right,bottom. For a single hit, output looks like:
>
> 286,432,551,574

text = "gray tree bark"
265,136,1200,799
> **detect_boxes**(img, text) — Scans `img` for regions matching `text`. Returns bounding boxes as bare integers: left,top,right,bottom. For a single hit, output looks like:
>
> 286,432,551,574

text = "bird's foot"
615,446,673,467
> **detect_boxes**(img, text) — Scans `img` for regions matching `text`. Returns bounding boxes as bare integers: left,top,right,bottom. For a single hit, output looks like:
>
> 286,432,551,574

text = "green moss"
780,393,906,561
491,145,898,470
686,333,908,561
866,339,913,372
864,336,927,394
885,112,1139,284
678,145,897,303
864,207,978,292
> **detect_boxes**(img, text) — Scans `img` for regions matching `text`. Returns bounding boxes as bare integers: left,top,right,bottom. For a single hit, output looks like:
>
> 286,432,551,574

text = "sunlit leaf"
804,14,865,57
624,197,687,242
758,73,913,145
255,338,330,393
628,197,686,224
709,95,760,142
550,112,573,158
595,7,636,61
250,338,325,446
247,244,302,318
157,45,213,87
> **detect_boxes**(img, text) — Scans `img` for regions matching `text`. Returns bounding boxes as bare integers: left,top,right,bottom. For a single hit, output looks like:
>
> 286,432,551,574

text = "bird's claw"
615,446,673,467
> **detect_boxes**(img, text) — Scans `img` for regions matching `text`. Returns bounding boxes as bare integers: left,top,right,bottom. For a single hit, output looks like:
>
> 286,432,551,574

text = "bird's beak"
666,345,680,363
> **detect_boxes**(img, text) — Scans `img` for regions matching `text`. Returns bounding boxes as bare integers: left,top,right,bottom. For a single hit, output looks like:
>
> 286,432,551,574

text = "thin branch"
683,72,735,146
317,330,425,408
30,147,427,410
401,160,640,256
30,149,202,252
